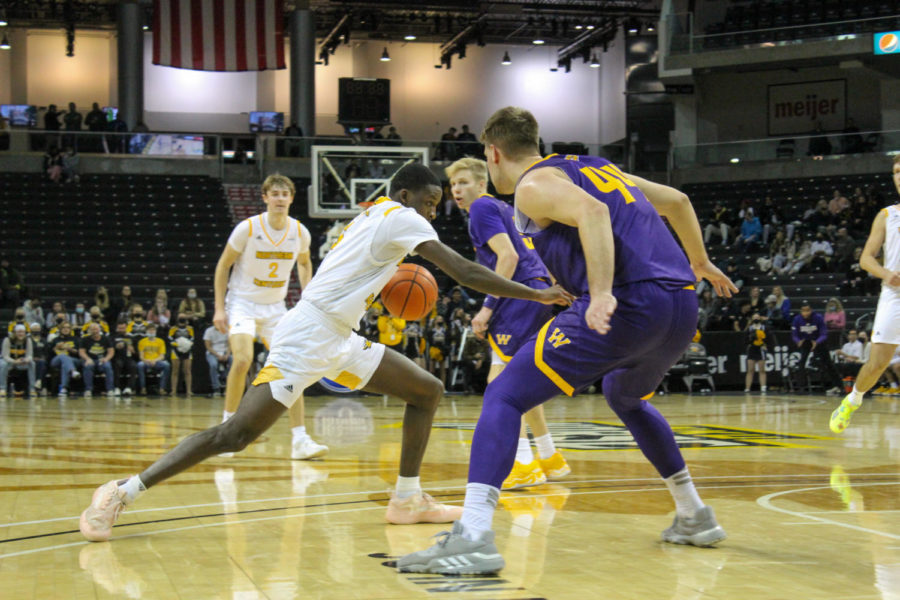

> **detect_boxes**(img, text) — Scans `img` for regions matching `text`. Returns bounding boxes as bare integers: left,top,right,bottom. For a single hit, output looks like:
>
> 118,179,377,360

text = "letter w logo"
494,334,512,346
547,328,571,348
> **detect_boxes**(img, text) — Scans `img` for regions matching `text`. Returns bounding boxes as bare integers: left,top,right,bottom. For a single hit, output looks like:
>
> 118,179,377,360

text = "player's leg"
488,360,543,490
831,342,897,433
79,381,287,541
224,333,254,418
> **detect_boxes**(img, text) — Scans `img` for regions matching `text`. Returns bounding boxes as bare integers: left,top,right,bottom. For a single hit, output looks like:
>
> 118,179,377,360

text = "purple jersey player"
400,107,737,576
446,157,570,491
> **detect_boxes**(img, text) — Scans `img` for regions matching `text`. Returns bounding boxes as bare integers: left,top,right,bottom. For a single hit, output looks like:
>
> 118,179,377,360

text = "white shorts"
872,286,900,345
225,295,286,346
491,349,508,366
253,301,386,408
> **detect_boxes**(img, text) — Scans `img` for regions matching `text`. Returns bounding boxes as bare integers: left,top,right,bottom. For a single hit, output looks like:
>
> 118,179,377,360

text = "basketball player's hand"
471,307,492,339
534,285,575,306
586,293,617,335
886,271,900,287
213,309,228,334
692,260,738,298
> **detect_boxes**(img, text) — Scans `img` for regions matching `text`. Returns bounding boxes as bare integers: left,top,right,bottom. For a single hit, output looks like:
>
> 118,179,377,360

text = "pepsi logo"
879,33,899,53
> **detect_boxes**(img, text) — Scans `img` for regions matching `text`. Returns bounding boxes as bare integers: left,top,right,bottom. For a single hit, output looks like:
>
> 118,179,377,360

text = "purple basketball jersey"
468,194,549,283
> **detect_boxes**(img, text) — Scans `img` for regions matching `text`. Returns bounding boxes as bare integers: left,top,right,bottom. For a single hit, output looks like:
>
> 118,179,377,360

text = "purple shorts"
487,278,553,362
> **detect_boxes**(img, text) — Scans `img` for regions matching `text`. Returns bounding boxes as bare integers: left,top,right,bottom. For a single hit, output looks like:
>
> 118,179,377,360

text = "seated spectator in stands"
111,320,137,396
79,322,115,398
48,311,70,338
446,286,473,315
824,297,846,331
764,229,789,274
763,294,787,328
44,146,64,183
758,196,786,245
772,286,792,324
841,246,879,297
775,233,812,275
0,257,25,308
23,296,44,327
747,286,764,313
805,200,834,233
705,296,735,332
168,313,194,397
46,301,68,329
836,329,865,376
831,227,856,272
697,289,719,331
808,231,834,272
808,122,831,156
703,202,730,246
724,260,745,292
72,302,89,328
203,323,231,397
30,322,47,394
148,290,171,329
459,328,490,393
402,319,425,369
82,305,110,335
439,127,458,161
137,323,170,396
1,324,35,398
126,304,150,340
7,306,27,334
386,126,402,146
428,315,449,386
94,286,110,317
50,320,81,397
734,209,762,252
111,285,135,322
828,189,850,216
61,146,80,183
177,288,206,328
791,301,842,395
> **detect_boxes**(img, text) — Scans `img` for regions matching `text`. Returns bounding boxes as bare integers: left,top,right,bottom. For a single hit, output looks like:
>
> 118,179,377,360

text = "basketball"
380,264,438,321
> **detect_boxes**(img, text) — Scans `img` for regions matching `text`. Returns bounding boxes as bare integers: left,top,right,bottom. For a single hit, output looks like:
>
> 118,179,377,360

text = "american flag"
152,0,285,71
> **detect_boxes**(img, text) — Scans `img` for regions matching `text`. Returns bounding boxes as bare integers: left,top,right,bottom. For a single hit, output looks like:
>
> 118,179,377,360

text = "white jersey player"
831,156,900,433
80,163,572,541
212,174,326,460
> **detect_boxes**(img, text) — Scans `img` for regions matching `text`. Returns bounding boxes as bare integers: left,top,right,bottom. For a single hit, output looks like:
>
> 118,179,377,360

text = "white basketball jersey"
301,197,439,330
883,205,900,276
226,213,311,305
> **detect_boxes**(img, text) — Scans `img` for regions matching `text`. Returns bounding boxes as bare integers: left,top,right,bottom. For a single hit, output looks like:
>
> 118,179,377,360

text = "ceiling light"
501,50,511,65
0,34,9,50
380,47,391,62
586,24,595,30
590,53,600,68
730,157,740,163
574,24,584,30
404,34,416,41
532,38,545,45
647,25,656,33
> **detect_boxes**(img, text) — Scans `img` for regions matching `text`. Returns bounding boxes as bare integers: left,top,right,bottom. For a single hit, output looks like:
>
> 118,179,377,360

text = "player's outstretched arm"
213,245,240,333
629,173,738,298
860,209,900,286
414,240,573,306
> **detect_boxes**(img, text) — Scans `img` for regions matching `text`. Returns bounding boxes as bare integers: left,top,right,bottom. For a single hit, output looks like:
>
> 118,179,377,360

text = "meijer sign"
767,79,846,136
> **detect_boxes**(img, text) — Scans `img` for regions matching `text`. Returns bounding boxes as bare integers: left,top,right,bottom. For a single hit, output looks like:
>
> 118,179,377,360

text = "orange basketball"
380,264,439,321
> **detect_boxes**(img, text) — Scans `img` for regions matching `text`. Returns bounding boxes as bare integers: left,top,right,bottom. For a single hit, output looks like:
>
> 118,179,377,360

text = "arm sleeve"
372,209,439,262
468,199,507,248
226,219,252,253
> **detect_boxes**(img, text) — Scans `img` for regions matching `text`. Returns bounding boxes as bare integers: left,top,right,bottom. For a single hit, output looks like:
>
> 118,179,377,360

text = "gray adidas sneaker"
397,521,506,575
662,505,727,547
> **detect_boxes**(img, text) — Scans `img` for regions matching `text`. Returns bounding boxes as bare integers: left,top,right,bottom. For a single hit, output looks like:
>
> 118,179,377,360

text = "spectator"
459,327,490,393
63,102,82,149
808,121,831,156
43,146,64,183
757,196,786,245
137,323,170,395
50,320,81,397
832,227,856,272
203,323,231,397
1,324,35,398
744,312,771,393
283,121,303,157
824,297,846,331
30,322,47,395
828,189,850,216
703,202,730,246
386,126,402,146
111,285,135,322
734,209,762,252
841,118,863,154
697,289,719,331
168,313,194,397
23,296,44,327
82,305,110,335
359,306,380,342
439,127,458,160
764,229,788,274
806,200,834,232
94,286,110,316
841,247,878,296
791,301,842,394
836,329,865,376
62,146,80,183
732,301,753,332
747,286,764,313
772,286,792,323
446,286,471,315
126,304,150,341
763,294,786,328
72,302,89,328
456,124,479,156
0,258,25,308
402,319,425,369
775,233,812,275
84,102,106,132
428,315,449,386
808,232,834,272
177,288,206,328
111,320,137,396
7,306,27,334
79,322,115,398
724,260,745,292
45,302,65,329
148,290,171,328
44,104,61,131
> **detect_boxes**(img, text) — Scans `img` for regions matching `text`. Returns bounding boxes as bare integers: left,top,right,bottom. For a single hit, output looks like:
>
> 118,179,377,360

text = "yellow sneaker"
538,451,571,480
501,460,547,490
829,394,860,434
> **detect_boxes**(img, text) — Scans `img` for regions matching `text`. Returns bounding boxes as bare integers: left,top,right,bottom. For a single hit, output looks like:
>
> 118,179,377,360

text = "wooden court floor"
0,390,897,600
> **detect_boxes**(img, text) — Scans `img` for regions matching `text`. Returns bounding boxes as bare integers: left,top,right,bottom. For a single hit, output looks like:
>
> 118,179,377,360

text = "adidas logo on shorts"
284,384,294,392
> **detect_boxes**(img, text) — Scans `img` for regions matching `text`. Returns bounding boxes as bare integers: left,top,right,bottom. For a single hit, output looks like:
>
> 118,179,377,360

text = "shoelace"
431,529,453,548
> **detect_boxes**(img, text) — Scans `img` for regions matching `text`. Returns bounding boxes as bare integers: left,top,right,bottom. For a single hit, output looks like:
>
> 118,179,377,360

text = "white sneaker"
122,387,132,396
113,388,121,397
84,391,92,399
291,437,328,460
72,370,81,380
34,380,42,390
106,390,116,398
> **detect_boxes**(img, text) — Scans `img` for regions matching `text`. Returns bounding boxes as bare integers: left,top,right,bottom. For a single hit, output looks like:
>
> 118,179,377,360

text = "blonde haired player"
446,157,570,489
212,173,327,460
79,164,571,541
830,155,900,433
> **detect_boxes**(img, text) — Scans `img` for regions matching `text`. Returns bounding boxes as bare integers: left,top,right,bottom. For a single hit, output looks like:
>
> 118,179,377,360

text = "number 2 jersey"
514,154,695,296
226,212,312,305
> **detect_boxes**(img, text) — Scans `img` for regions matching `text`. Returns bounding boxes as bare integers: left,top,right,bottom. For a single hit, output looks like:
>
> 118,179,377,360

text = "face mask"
134,313,143,320
147,333,156,339
15,315,24,321
178,319,187,326
76,307,84,314
90,313,100,320
56,317,65,324
188,292,197,299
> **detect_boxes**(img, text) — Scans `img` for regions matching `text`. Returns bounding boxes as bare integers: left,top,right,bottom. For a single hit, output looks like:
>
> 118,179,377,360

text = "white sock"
118,475,146,504
534,433,556,460
291,425,307,442
515,438,533,464
849,386,864,406
222,410,235,423
664,468,705,518
395,475,421,499
459,483,500,540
